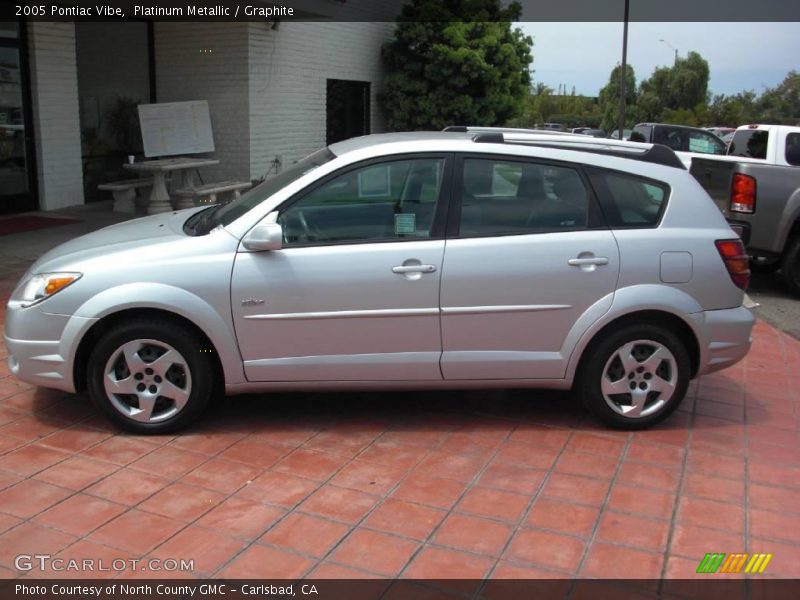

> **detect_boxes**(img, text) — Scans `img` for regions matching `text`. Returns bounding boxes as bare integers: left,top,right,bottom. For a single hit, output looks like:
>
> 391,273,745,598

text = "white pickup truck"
690,124,800,295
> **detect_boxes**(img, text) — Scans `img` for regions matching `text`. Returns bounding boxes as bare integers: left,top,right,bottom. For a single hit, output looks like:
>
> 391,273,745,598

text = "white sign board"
138,100,214,157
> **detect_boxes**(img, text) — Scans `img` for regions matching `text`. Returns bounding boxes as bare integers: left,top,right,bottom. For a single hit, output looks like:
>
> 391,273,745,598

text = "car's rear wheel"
87,319,213,433
579,324,690,430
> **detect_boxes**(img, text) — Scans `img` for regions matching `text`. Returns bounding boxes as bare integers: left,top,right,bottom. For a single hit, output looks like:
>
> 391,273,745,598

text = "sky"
517,22,800,98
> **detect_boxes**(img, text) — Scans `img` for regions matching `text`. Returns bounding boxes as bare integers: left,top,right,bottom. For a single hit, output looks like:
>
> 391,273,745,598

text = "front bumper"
693,305,755,376
3,302,93,394
4,335,72,392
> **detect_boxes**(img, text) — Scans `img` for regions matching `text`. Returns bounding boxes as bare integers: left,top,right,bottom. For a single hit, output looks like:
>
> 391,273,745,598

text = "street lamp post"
659,38,678,65
617,0,630,141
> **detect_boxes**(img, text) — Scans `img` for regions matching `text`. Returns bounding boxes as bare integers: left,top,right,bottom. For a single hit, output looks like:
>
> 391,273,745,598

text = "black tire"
781,236,800,297
87,318,214,434
578,323,691,430
749,259,780,274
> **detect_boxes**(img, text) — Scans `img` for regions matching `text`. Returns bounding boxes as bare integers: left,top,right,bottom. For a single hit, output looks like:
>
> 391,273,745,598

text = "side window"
459,158,589,236
630,125,649,143
687,130,726,155
653,127,685,151
785,133,800,166
591,170,668,227
279,158,444,245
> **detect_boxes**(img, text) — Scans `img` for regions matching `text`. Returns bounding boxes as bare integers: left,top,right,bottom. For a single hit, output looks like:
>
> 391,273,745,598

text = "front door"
231,154,451,382
0,23,37,214
440,155,620,380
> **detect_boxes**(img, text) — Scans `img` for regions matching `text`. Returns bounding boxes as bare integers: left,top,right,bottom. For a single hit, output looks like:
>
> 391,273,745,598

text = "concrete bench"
98,178,153,213
174,180,252,208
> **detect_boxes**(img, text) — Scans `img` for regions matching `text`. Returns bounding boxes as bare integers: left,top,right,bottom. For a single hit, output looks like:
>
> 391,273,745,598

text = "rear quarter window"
586,168,669,228
729,130,769,159
785,133,800,166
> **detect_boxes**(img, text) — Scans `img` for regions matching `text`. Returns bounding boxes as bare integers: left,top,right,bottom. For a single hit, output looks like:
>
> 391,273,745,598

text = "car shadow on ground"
13,381,758,443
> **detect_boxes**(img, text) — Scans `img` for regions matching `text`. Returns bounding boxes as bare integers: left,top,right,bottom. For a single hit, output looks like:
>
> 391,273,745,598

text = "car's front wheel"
87,319,214,433
579,324,690,430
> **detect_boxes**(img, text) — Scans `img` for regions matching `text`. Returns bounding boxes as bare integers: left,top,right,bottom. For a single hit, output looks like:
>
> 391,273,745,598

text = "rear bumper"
693,305,755,376
726,219,751,246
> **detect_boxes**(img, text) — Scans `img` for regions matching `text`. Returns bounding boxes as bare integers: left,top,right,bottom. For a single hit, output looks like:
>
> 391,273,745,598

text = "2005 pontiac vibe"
4,130,754,433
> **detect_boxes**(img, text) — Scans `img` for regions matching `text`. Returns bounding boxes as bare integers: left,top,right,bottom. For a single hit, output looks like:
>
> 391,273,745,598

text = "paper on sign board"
138,101,215,157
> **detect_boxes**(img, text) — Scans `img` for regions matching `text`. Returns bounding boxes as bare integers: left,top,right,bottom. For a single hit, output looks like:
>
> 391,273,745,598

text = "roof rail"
472,132,505,144
469,132,685,170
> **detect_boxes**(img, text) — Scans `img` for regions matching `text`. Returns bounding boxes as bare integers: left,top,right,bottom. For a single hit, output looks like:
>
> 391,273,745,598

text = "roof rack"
465,131,685,170
443,125,574,136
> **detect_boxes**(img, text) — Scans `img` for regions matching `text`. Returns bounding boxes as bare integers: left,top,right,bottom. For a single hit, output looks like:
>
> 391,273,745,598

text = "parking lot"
0,205,799,585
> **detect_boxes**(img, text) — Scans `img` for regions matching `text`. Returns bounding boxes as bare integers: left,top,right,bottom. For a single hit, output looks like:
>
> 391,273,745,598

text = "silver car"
4,131,754,433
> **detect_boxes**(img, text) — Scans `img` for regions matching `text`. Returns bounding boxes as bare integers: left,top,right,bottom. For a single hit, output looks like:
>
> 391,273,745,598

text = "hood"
31,209,203,273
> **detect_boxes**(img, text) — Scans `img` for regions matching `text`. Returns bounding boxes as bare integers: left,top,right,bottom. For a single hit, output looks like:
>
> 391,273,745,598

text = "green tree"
638,51,709,116
380,0,533,130
757,70,800,124
598,64,637,133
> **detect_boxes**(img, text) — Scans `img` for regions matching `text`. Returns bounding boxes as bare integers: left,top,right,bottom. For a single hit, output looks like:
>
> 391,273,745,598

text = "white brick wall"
154,22,251,183
27,22,84,211
247,21,395,180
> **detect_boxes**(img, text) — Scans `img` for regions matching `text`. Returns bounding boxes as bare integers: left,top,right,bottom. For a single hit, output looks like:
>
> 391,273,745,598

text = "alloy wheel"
600,339,678,419
103,338,192,423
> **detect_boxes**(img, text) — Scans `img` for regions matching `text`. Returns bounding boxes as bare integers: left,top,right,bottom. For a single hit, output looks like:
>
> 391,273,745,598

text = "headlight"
15,272,82,307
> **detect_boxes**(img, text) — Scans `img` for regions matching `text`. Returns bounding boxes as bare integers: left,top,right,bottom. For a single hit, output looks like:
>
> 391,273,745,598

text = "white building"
1,3,402,214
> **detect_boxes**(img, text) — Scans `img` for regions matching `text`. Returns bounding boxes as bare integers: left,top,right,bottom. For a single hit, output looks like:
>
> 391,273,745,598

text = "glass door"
0,21,37,214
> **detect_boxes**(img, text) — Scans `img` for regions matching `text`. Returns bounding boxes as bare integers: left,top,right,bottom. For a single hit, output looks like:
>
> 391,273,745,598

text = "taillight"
715,239,750,290
730,173,756,213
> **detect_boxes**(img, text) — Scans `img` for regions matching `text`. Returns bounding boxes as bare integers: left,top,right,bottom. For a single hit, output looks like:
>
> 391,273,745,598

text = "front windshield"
211,147,336,228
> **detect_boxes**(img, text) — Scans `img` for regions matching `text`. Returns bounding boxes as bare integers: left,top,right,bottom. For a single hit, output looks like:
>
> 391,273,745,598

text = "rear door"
439,155,620,380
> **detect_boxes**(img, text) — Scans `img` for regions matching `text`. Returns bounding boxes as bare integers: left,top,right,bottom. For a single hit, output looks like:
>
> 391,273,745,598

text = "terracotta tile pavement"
0,288,799,583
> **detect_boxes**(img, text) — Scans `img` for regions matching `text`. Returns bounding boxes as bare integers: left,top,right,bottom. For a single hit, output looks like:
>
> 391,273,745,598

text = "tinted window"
590,170,668,227
459,159,588,235
785,133,800,166
653,126,685,150
279,157,444,245
729,130,769,159
631,125,650,143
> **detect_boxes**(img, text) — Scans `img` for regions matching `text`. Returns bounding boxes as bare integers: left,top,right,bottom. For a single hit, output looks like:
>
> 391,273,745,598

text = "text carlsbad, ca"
15,4,295,19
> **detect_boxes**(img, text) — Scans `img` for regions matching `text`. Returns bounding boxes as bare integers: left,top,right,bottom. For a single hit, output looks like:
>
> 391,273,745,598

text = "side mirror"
241,223,283,251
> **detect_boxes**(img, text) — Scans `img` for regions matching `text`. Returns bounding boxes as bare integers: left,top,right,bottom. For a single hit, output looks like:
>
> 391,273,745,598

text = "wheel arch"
73,307,228,394
570,309,702,385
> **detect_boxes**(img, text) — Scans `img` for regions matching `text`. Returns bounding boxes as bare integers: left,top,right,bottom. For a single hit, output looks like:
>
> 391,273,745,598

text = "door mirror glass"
242,223,283,251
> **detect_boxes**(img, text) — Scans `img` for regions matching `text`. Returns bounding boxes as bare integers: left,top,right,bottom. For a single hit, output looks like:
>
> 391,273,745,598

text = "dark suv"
631,123,727,156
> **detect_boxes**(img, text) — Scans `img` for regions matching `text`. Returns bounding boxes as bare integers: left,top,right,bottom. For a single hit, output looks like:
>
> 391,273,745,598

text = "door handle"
568,257,608,266
392,264,437,274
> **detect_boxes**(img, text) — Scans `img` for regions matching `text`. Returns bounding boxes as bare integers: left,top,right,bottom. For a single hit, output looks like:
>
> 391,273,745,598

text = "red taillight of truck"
730,173,756,214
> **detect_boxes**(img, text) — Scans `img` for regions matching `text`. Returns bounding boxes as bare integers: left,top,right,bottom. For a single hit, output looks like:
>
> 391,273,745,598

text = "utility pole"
617,0,630,140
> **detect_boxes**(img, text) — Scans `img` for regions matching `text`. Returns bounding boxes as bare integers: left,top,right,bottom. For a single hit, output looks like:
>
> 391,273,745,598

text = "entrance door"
326,79,370,145
0,23,36,214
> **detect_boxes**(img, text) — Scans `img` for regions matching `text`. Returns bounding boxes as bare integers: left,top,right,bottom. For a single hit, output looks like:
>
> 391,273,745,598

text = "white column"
27,21,85,211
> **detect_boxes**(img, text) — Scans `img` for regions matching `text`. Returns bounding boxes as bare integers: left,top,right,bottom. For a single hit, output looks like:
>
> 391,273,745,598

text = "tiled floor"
0,209,799,583
0,317,798,581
